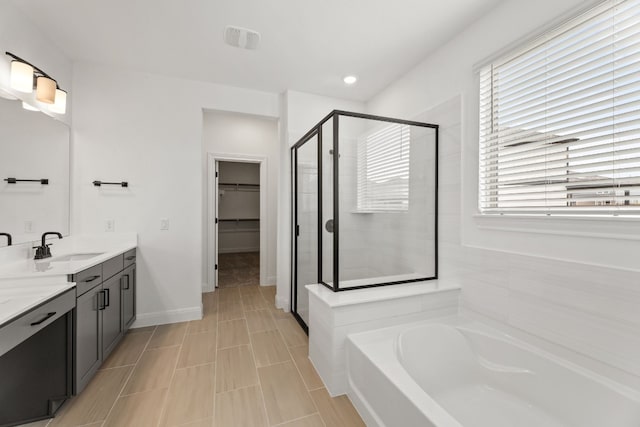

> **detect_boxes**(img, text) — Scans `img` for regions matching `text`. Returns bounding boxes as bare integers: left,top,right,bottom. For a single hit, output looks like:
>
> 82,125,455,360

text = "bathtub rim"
346,315,640,427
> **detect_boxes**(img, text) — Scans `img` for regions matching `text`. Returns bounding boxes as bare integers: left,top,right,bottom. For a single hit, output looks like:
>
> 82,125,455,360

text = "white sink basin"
44,253,104,263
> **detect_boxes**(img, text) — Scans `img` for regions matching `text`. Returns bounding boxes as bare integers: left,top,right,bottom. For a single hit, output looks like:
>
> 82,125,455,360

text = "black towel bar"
4,178,48,184
93,180,128,187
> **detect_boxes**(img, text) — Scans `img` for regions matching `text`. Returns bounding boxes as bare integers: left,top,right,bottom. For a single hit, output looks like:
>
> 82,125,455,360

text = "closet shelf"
218,218,260,222
219,182,260,192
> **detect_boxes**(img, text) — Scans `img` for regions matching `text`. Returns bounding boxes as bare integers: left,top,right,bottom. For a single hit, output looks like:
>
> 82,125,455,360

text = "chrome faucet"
0,233,11,246
34,232,62,260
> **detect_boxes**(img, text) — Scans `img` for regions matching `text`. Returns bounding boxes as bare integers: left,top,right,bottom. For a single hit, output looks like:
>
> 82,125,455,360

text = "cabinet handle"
104,288,110,307
82,275,100,283
125,256,136,261
122,274,130,290
30,311,56,326
98,290,106,310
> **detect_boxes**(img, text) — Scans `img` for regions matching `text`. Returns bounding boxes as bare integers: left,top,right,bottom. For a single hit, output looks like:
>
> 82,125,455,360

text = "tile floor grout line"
245,300,272,427
153,324,188,427
271,412,323,427
211,292,219,427
274,316,329,427
285,344,316,392
100,325,157,426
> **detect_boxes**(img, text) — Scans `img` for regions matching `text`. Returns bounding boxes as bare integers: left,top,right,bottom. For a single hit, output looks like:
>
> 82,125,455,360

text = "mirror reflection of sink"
44,253,104,263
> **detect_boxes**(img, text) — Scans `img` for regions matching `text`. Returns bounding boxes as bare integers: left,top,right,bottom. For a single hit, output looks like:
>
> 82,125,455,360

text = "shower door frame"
291,129,322,332
291,110,439,304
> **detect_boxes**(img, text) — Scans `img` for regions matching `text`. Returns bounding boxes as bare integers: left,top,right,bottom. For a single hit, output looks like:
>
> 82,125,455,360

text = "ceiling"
12,0,503,101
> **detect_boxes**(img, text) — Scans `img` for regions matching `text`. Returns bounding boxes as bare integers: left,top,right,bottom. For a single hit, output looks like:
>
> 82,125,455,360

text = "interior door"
293,133,319,329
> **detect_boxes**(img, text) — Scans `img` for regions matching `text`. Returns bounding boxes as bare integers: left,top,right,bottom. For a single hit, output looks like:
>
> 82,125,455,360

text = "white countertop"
0,233,137,327
0,233,137,279
0,278,74,327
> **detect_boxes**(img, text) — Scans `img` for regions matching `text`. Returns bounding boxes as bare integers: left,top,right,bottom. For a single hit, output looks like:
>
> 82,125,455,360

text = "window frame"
477,0,640,218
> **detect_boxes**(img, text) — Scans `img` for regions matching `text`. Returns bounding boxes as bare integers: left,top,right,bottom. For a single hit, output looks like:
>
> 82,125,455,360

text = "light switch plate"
24,220,33,233
105,219,115,232
160,218,169,231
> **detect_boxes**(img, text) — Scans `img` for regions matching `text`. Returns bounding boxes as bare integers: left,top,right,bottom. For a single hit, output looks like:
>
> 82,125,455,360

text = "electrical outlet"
24,220,33,233
105,219,115,232
160,218,170,231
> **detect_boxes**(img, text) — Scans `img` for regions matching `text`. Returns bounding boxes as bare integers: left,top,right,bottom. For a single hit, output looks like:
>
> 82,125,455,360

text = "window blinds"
479,0,640,215
357,123,411,211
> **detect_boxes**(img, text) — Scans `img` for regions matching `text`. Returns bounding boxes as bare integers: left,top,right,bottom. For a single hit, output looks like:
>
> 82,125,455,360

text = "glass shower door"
293,133,318,329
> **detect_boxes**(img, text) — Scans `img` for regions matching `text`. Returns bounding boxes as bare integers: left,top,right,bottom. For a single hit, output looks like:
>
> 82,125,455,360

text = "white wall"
202,113,279,281
275,91,365,310
366,0,640,388
72,61,278,326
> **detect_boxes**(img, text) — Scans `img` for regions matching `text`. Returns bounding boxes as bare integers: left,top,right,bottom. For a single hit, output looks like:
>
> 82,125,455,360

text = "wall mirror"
0,95,70,247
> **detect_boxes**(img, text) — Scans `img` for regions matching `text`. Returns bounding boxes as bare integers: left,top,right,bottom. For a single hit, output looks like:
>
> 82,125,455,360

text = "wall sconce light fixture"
5,51,67,114
10,60,33,93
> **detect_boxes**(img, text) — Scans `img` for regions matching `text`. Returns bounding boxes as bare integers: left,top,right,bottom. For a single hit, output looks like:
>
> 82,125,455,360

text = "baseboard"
262,275,277,286
131,305,203,328
202,282,214,293
275,293,290,311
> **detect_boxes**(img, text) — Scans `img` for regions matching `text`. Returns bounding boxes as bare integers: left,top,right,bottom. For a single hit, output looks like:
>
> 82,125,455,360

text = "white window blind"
479,0,640,215
357,123,411,211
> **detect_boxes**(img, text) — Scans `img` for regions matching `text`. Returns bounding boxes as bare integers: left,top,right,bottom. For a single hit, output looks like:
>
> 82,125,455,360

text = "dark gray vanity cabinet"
71,249,136,394
122,264,136,330
101,273,122,360
74,284,102,393
0,289,74,427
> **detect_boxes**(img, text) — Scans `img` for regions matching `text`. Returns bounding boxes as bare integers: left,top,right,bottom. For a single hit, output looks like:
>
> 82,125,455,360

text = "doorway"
216,161,260,287
207,154,268,290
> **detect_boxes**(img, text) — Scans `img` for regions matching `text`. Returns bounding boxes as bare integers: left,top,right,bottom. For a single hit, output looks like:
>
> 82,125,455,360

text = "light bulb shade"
51,88,67,114
36,76,56,104
10,61,34,93
22,101,39,111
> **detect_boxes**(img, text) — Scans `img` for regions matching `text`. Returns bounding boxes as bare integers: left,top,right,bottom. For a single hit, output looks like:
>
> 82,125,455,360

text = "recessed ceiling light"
343,75,358,85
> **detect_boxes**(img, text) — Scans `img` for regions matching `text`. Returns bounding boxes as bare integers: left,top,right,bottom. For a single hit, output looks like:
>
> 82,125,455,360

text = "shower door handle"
325,219,334,233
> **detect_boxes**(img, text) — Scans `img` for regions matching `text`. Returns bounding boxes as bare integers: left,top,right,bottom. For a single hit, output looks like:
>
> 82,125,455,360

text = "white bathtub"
346,317,640,427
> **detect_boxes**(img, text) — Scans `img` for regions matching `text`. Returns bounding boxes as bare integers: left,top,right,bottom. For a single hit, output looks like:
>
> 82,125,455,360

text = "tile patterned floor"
20,282,364,426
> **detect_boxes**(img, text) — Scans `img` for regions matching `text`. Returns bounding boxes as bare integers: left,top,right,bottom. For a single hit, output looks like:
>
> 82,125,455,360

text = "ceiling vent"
223,26,261,50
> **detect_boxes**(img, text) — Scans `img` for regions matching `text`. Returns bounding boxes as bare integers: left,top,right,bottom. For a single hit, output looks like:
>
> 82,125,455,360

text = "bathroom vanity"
73,248,136,393
0,234,137,426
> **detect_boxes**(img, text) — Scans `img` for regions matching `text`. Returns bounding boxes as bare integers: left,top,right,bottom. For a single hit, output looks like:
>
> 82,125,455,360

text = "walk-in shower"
291,111,438,330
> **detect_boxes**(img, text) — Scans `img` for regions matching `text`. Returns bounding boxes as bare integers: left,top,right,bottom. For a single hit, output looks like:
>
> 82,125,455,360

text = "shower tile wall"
430,95,640,390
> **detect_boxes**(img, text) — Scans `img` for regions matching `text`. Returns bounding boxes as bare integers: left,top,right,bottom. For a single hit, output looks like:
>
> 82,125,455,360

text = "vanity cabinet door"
101,273,123,361
121,264,136,331
75,285,102,394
